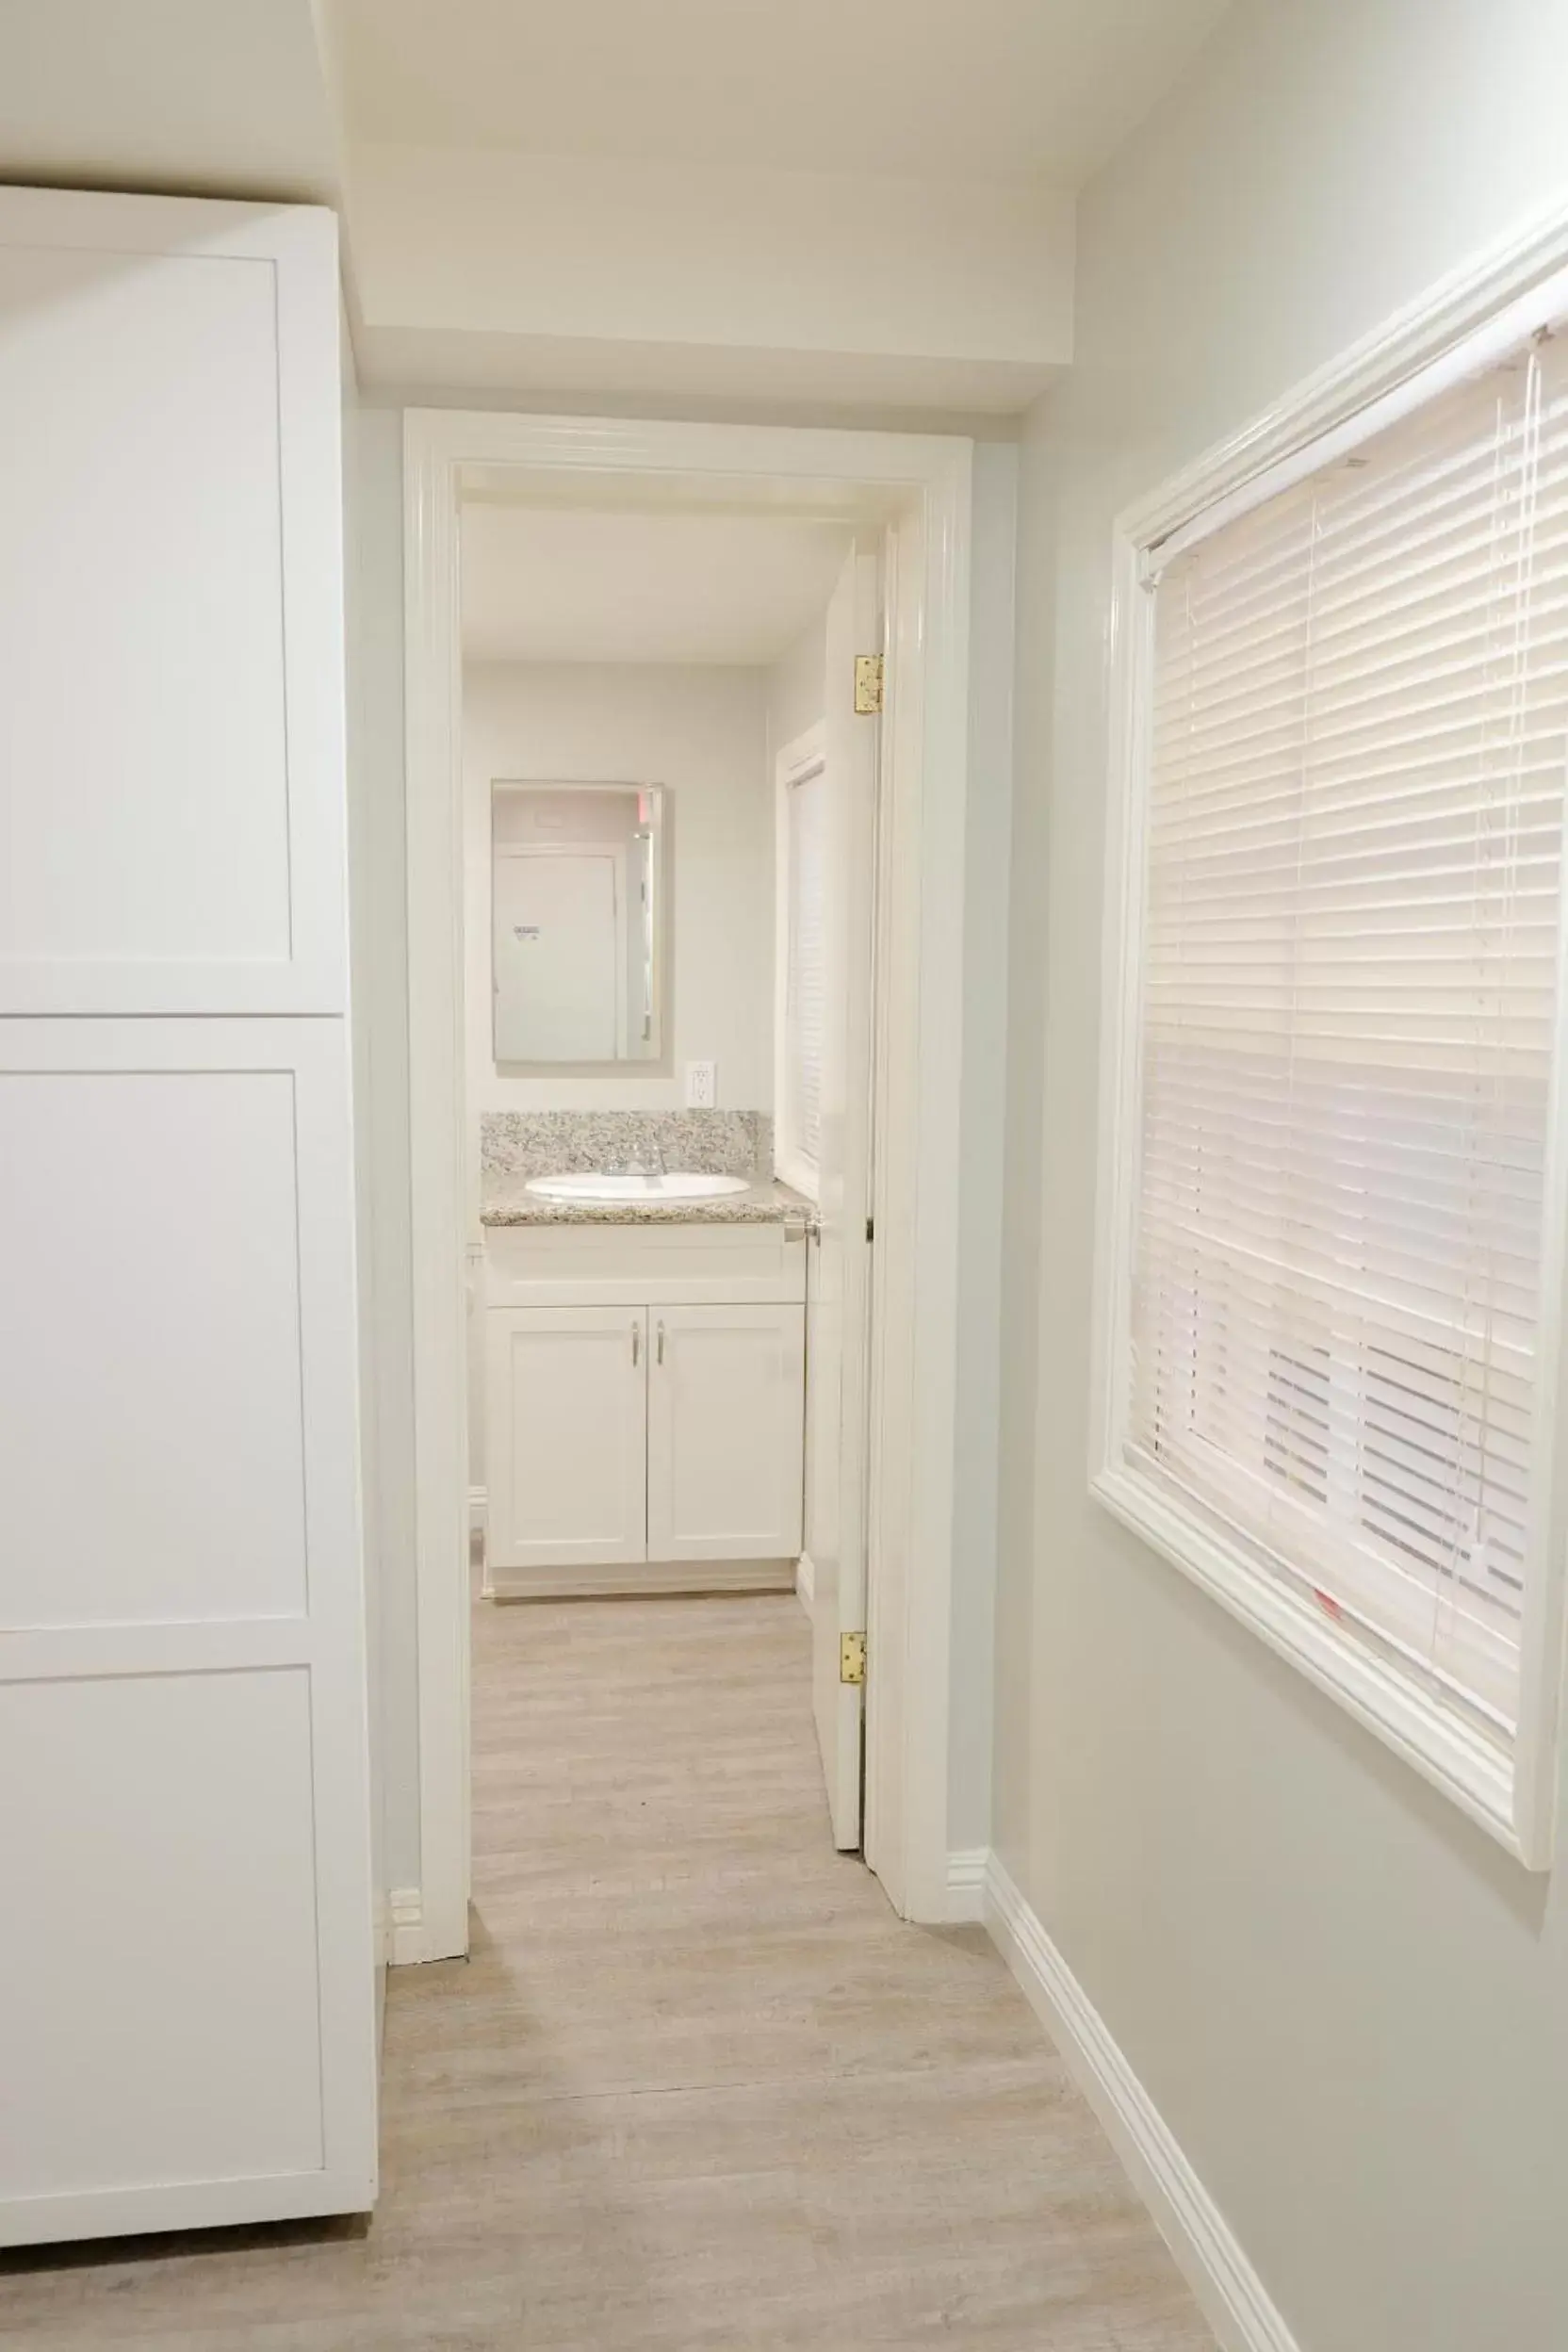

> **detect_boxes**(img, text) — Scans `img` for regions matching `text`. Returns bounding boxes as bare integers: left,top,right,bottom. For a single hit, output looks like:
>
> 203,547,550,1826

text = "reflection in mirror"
492,781,663,1065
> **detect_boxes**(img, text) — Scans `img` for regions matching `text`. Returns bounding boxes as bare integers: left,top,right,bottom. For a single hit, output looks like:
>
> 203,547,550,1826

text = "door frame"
403,409,973,1949
773,721,827,1201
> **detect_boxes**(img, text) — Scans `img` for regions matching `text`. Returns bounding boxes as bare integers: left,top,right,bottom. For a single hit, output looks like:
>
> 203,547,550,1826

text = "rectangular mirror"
492,780,664,1065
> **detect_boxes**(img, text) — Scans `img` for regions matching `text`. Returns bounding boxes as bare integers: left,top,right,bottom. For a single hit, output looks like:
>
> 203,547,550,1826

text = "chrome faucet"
627,1133,666,1181
605,1133,665,1181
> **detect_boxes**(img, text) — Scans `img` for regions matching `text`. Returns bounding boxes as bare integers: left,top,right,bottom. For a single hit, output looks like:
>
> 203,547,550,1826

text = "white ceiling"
331,0,1230,188
460,503,852,667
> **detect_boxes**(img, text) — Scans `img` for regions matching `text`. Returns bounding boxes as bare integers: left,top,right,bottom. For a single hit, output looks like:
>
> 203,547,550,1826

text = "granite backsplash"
480,1109,774,1181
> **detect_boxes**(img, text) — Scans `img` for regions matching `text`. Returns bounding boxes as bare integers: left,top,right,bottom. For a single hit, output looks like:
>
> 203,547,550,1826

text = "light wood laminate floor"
3,1593,1213,2348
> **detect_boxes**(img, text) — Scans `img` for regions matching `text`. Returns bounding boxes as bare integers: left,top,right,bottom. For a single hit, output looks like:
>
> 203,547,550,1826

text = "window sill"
1091,1460,1541,1868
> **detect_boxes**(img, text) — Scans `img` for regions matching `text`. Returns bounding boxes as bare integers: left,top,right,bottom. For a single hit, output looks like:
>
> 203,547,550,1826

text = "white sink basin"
525,1170,753,1203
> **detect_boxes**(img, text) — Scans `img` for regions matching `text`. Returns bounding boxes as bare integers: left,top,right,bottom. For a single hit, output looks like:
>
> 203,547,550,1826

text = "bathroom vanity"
481,1175,810,1596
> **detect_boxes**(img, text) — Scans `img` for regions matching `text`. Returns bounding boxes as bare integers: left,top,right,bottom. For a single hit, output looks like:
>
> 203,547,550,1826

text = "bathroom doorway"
402,413,975,1952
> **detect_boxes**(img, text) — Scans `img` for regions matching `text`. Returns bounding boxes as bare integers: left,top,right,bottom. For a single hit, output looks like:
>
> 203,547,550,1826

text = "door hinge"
840,1629,867,1685
854,654,884,715
865,1214,874,1244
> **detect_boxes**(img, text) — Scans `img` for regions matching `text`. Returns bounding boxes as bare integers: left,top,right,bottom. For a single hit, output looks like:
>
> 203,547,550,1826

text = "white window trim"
1092,203,1568,1870
773,722,825,1202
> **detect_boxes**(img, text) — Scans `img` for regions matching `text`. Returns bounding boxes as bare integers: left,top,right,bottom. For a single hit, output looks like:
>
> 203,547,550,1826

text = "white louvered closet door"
1134,324,1568,1739
0,189,376,2247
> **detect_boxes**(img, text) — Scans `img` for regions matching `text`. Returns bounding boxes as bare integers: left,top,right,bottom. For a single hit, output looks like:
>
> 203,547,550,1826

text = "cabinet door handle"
631,1321,641,1366
657,1319,665,1365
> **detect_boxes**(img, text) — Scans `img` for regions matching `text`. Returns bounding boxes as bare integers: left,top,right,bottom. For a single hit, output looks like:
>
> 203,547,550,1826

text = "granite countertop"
480,1173,815,1229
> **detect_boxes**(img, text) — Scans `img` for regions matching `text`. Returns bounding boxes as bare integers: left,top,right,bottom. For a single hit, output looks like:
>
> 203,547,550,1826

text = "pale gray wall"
349,405,421,1898
997,5,1568,2347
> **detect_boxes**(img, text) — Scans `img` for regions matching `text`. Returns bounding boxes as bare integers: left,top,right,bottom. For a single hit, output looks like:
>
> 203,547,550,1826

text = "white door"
494,848,623,1061
487,1307,648,1574
0,190,374,2249
807,544,882,1848
648,1305,806,1562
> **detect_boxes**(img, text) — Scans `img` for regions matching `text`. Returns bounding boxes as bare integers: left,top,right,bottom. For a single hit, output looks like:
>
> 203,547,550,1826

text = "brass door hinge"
840,1629,867,1685
854,654,884,715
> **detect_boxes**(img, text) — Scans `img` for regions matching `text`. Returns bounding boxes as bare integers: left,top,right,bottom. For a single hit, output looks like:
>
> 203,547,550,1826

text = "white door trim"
403,409,973,1948
772,721,826,1200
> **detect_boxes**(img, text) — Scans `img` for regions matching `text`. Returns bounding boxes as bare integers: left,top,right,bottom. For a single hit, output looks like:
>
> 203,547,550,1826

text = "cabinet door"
487,1307,648,1572
647,1305,805,1562
0,1022,374,2247
0,189,347,1017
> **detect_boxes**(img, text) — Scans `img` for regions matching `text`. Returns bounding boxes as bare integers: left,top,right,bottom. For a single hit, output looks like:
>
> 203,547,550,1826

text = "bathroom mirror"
492,780,664,1064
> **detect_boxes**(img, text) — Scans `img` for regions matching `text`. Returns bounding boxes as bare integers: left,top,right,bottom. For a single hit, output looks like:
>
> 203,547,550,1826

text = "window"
776,733,827,1198
1097,261,1568,1864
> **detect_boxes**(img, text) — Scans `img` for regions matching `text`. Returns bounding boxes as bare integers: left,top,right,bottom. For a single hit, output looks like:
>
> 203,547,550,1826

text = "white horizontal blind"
785,764,827,1180
1132,325,1568,1738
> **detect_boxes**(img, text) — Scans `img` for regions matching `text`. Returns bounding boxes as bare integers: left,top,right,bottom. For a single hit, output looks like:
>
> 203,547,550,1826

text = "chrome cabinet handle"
657,1319,666,1365
631,1321,641,1366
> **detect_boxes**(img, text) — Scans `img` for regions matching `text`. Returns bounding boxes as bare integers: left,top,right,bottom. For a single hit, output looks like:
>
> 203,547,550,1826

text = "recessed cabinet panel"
0,1019,376,2249
0,1667,323,2200
487,1307,649,1571
0,192,347,1014
647,1304,806,1562
0,1069,307,1628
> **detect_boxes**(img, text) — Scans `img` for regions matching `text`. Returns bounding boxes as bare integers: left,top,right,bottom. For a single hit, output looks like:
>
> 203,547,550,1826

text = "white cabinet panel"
0,1070,306,1627
647,1304,805,1562
0,1668,322,2200
0,190,347,1014
0,1021,375,2249
487,1306,648,1572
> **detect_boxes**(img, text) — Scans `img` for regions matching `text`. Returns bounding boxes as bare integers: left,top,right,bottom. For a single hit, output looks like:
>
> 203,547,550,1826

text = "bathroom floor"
2,1594,1212,2349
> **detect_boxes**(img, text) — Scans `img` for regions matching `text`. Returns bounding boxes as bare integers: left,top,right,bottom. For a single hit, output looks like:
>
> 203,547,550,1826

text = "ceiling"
0,0,344,204
460,503,852,667
330,0,1230,188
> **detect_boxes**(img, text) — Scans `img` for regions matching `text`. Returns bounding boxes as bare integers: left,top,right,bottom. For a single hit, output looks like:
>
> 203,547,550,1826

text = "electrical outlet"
685,1060,716,1109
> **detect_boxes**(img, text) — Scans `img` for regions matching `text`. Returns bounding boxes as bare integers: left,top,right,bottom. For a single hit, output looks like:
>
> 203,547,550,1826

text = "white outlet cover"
685,1060,716,1108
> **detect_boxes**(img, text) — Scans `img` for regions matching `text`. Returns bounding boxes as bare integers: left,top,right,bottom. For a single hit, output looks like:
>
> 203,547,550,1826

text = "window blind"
784,765,827,1178
1132,323,1568,1738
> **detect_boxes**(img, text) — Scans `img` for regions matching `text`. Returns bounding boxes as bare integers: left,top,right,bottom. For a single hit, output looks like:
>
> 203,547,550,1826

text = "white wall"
348,145,1073,415
463,662,775,1125
999,5,1568,2346
765,612,827,764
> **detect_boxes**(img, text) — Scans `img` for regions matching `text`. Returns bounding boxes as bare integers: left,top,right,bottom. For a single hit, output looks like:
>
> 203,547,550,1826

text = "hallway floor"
3,1594,1213,2348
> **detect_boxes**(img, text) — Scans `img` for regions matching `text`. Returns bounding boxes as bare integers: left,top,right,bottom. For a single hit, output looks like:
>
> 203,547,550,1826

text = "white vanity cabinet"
482,1221,807,1595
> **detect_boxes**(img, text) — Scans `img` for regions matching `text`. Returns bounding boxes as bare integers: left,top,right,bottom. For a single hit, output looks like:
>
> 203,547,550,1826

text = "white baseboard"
485,1559,796,1601
795,1551,815,1609
388,1886,434,1967
944,1846,988,1922
983,1854,1298,2352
